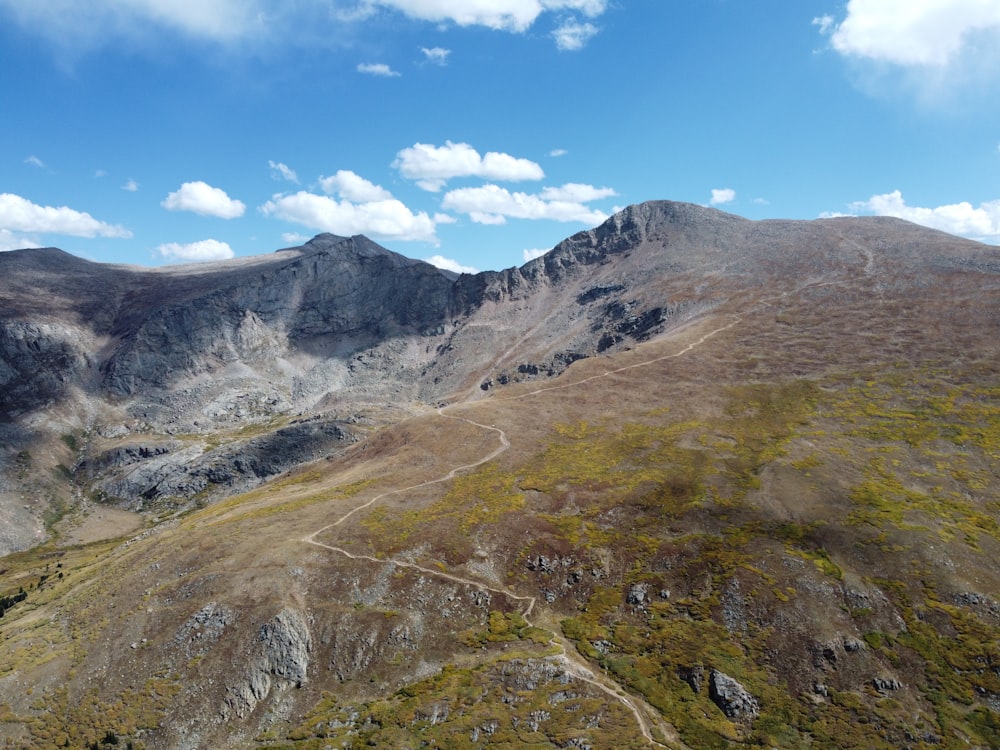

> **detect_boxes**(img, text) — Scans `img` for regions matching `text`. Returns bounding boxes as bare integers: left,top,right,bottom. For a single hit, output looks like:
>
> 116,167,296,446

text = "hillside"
1,202,999,749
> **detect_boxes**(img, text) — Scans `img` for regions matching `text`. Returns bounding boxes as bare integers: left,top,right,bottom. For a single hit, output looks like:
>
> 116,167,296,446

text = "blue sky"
2,1,999,272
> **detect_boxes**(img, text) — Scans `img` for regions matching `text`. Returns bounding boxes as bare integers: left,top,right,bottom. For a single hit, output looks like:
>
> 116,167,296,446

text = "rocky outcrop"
91,417,354,509
0,321,91,417
709,669,759,721
173,602,234,658
224,607,312,719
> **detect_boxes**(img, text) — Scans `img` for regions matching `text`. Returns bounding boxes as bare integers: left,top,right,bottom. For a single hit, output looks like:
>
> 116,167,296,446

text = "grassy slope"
2,260,1000,748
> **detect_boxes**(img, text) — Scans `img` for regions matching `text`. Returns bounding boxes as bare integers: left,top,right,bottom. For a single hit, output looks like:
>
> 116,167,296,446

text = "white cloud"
355,0,607,33
94,169,107,178
0,193,132,238
549,148,568,157
751,197,770,205
552,19,598,51
540,183,616,202
420,46,450,64
710,188,736,205
0,0,263,47
441,183,610,225
393,141,545,192
523,247,549,261
3,0,610,54
154,239,235,262
162,181,245,219
269,160,299,184
424,254,477,274
0,229,42,251
319,170,393,202
357,62,401,77
845,189,1000,242
122,178,139,192
819,0,1000,67
281,232,311,244
433,212,457,225
812,14,835,35
260,191,438,242
24,155,45,169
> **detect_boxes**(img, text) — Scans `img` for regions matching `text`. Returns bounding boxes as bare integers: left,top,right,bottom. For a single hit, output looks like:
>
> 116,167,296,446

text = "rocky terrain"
1,201,999,748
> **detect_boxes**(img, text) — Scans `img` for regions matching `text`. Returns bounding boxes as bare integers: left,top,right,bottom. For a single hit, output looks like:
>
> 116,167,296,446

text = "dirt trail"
301,324,742,747
301,276,861,748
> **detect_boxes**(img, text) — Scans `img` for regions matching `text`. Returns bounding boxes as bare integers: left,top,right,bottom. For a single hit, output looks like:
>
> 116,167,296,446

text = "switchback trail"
301,277,860,748
301,318,744,747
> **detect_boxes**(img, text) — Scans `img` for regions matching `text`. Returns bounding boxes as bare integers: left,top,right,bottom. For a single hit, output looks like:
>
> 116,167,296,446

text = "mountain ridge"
1,200,999,749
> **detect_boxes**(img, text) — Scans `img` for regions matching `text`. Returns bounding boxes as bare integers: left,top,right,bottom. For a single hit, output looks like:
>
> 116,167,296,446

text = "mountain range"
1,201,999,749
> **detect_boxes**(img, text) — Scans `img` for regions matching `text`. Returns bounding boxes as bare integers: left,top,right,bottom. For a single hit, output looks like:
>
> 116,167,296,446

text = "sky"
2,1,999,273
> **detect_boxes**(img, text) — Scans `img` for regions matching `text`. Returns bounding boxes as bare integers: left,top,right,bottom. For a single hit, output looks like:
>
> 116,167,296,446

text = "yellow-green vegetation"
363,464,525,559
21,677,179,749
492,369,1000,748
273,658,649,749
461,610,553,649
822,369,1000,548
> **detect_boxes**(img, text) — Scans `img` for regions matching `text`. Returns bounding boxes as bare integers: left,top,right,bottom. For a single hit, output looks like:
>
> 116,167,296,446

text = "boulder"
709,669,759,720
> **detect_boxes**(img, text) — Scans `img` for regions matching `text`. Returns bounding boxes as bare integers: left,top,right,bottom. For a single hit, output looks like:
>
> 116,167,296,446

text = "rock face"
87,416,354,509
709,669,759,721
225,607,312,719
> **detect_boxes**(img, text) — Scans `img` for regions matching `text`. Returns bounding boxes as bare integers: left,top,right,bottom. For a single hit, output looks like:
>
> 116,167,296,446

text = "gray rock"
843,637,865,653
627,582,648,606
709,669,759,720
679,664,705,694
173,602,233,656
224,607,311,719
873,677,902,692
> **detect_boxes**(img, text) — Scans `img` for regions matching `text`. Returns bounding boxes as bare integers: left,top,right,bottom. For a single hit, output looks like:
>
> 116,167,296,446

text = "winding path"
301,320,745,747
301,275,863,747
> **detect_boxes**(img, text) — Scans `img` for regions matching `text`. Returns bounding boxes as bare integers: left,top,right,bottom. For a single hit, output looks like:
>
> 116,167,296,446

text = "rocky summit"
1,201,999,749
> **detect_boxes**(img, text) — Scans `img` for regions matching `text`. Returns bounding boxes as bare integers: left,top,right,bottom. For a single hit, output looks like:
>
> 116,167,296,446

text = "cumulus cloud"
122,179,139,192
320,170,393,202
540,183,616,202
0,193,132,238
154,239,235,262
441,183,610,225
420,46,450,64
269,160,299,184
552,20,598,50
818,0,1000,67
844,189,1000,243
523,247,549,261
424,254,477,274
357,62,400,77
393,141,545,192
260,191,438,242
549,148,568,157
352,0,607,33
710,188,736,206
281,231,311,244
162,181,246,219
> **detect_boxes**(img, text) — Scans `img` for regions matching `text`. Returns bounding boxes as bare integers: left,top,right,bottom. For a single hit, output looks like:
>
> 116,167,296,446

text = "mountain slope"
1,202,999,749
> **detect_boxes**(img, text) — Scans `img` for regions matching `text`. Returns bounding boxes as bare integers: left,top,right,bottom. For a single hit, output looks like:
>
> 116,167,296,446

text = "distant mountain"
1,202,999,749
